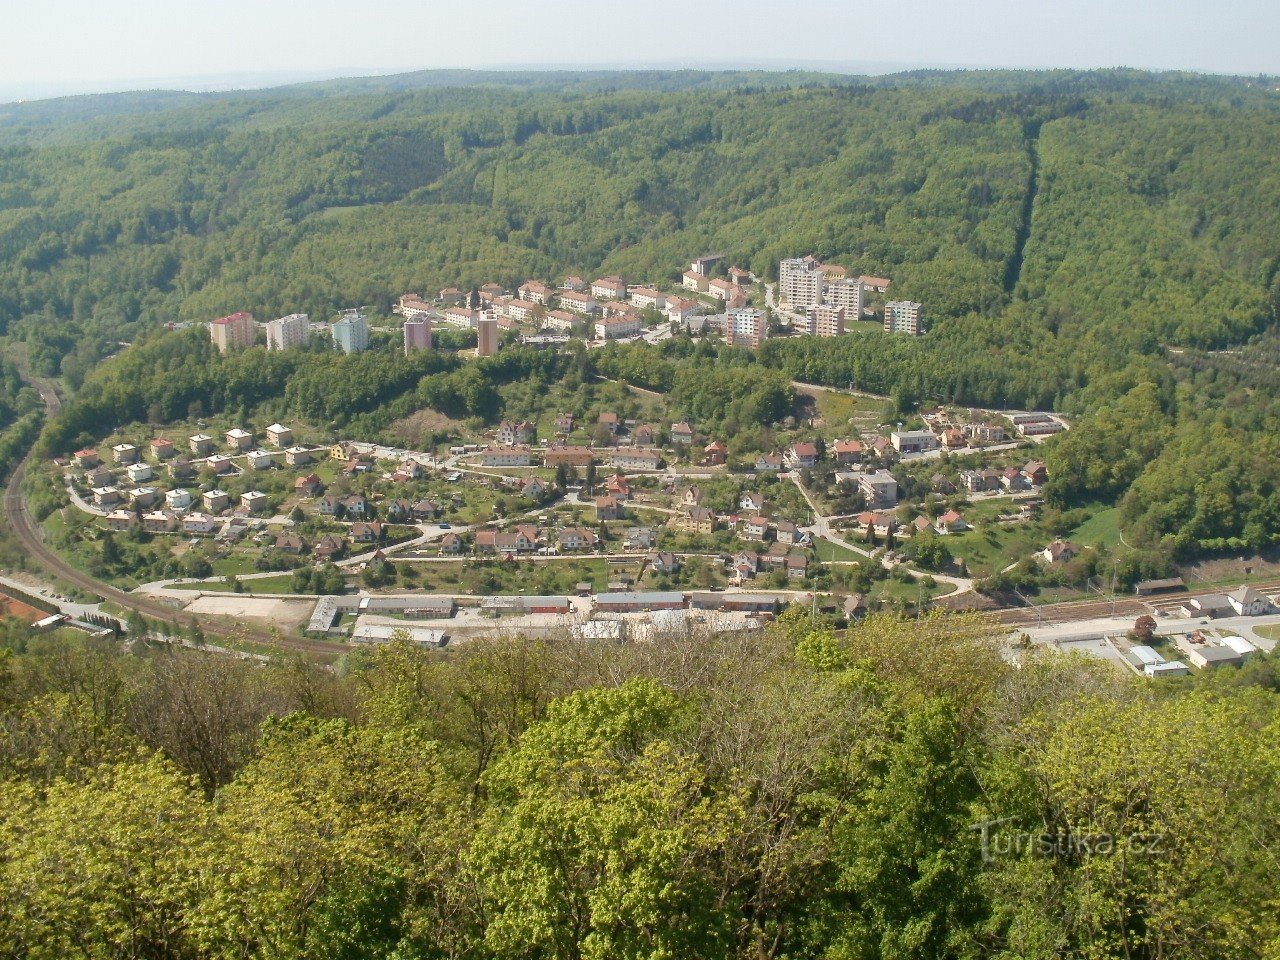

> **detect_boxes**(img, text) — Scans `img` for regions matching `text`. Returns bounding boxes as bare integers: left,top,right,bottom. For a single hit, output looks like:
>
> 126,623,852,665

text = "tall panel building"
778,256,824,309
824,278,864,319
476,316,499,357
724,308,768,349
884,301,925,336
403,318,433,355
210,312,256,353
265,313,310,351
806,304,846,338
331,309,370,354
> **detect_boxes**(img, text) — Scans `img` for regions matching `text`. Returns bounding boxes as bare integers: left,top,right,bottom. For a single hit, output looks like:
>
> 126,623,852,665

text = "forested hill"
6,68,1280,556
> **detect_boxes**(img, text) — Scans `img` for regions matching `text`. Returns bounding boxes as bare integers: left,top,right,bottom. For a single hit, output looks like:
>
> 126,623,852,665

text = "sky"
2,0,1277,101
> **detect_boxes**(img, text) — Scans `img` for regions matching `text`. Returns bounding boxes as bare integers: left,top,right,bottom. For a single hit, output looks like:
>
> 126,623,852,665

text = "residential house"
391,459,425,483
1040,539,1079,565
168,459,195,481
859,470,898,509
150,438,176,460
857,511,899,538
130,487,160,508
742,515,771,541
497,419,536,446
595,495,623,521
678,506,717,534
1023,460,1049,485
558,527,599,552
350,521,385,543
518,280,554,305
294,474,324,497
560,275,587,292
648,551,681,574
74,449,101,468
785,442,820,468
112,443,138,465
255,424,291,450
165,488,193,511
833,439,864,465
92,486,121,507
555,413,576,434
520,476,547,500
1001,467,1031,491
340,494,371,519
330,442,362,462
207,454,236,475
189,434,215,456
934,510,969,535
85,465,114,487
411,499,444,521
143,511,178,534
247,450,275,471
740,491,766,513
754,453,784,472
317,493,342,516
670,422,695,445
275,533,307,555
182,512,217,535
665,296,699,323
941,428,967,450
623,527,656,552
598,411,620,435
966,422,1007,444
438,533,464,555
126,462,154,484
284,446,313,466
384,499,414,523
786,552,809,580
313,535,346,559
240,491,269,514
604,474,632,499
702,440,728,466
225,428,254,451
731,550,759,582
105,510,137,532
931,474,957,495
961,469,1002,493
632,424,656,446
774,520,803,545
681,486,704,508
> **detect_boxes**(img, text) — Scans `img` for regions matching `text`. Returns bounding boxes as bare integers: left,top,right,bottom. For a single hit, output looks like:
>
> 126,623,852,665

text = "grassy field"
814,538,868,562
1070,506,1125,551
400,558,621,595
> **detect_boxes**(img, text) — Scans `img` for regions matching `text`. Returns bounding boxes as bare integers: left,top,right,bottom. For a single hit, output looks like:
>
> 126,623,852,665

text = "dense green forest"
8,67,1280,555
2,612,1279,959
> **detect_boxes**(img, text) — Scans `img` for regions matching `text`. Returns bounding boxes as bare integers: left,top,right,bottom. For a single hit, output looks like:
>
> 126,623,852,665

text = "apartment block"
210,312,256,353
884,300,925,335
778,256,824,309
265,313,310,351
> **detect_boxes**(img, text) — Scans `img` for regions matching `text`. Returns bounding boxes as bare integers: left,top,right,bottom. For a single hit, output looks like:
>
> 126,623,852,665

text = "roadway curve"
3,380,340,657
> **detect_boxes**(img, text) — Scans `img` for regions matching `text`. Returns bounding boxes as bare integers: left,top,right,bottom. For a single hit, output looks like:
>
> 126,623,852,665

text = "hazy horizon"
3,0,1277,104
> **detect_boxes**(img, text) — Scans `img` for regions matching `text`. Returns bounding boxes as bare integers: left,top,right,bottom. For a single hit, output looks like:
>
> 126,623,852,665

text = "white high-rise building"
778,256,824,309
265,313,311,351
331,309,370,353
725,307,768,349
884,301,925,336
